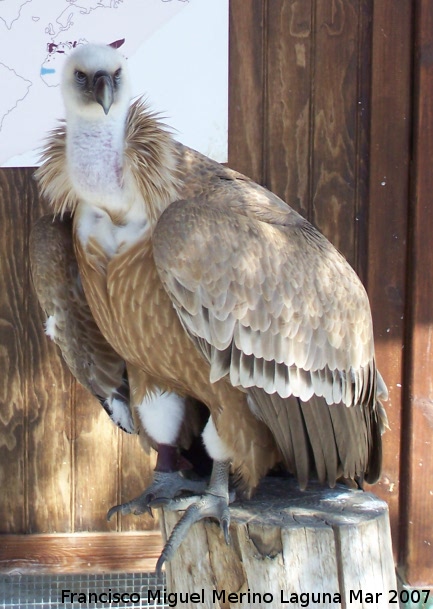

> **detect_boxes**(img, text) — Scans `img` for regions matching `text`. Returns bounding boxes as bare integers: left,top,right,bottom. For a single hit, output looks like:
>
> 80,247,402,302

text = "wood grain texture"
228,0,265,183
24,318,73,534
163,478,397,607
0,167,160,539
264,0,372,274
0,169,28,533
25,282,74,534
0,167,76,534
366,0,413,558
312,0,370,270
402,0,433,587
0,532,162,574
72,384,119,532
265,0,313,219
116,432,158,533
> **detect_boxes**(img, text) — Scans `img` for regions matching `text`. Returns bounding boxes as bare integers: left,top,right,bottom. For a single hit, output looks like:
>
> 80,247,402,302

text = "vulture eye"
74,70,87,85
113,68,122,83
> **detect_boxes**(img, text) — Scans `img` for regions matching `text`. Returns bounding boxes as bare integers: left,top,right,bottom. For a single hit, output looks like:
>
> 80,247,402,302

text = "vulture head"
61,44,131,119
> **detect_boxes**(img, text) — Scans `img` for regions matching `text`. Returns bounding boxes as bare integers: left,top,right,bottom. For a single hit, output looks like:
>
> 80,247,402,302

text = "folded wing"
153,193,387,486
30,214,135,433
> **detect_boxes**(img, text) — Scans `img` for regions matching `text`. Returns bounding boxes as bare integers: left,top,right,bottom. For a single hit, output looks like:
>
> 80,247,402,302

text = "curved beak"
93,71,114,115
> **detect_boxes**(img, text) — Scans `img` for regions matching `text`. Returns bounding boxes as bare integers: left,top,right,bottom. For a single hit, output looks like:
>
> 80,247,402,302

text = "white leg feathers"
44,315,57,340
136,389,185,445
202,417,233,462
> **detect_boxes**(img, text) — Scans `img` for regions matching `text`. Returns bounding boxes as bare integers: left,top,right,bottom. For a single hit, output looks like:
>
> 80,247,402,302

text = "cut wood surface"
161,478,397,609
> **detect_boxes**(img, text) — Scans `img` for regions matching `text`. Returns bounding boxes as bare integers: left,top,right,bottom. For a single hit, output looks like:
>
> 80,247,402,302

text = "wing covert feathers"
153,198,376,407
153,187,386,486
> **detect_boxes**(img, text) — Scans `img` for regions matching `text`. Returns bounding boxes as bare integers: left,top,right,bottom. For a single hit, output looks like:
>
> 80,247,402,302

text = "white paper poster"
0,0,228,166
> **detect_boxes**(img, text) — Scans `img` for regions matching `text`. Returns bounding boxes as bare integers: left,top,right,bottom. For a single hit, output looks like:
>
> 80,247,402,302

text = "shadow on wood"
160,477,397,609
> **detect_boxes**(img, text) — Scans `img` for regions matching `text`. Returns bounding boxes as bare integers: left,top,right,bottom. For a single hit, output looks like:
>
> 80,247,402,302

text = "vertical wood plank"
265,0,313,218
0,168,74,534
72,391,158,533
73,384,119,532
354,0,373,283
117,432,157,532
265,1,372,275
228,0,266,183
0,169,28,533
26,178,74,533
312,0,370,268
366,0,413,557
402,0,433,586
25,312,74,534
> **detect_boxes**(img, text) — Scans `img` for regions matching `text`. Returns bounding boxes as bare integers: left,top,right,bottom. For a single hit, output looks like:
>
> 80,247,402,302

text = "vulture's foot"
106,471,207,521
155,459,232,575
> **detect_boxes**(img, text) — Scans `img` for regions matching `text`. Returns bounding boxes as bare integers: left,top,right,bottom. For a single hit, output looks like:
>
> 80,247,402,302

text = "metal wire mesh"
0,572,168,609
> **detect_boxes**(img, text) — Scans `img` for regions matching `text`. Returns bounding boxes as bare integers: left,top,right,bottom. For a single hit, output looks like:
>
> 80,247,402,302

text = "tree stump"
159,478,397,609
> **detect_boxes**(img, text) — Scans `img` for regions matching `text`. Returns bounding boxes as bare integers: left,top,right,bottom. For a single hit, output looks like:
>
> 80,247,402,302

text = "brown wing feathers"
154,191,385,487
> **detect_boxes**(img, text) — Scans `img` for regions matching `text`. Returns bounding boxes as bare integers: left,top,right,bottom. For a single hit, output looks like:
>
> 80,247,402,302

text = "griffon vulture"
33,43,387,571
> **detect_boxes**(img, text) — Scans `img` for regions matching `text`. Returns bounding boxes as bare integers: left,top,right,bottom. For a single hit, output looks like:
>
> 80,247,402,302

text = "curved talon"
106,470,207,522
156,492,230,574
221,506,231,545
107,492,154,521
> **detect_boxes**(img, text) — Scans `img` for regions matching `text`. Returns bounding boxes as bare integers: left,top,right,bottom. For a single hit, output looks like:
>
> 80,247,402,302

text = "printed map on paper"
0,0,228,166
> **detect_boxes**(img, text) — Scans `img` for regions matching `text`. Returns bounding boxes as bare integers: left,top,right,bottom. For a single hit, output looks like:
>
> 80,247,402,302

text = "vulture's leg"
155,458,231,574
107,444,207,519
154,418,233,573
107,393,206,520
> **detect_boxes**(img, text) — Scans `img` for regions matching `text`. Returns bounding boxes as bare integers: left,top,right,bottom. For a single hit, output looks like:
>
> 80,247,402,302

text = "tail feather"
247,387,383,487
